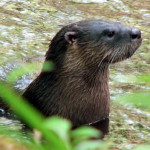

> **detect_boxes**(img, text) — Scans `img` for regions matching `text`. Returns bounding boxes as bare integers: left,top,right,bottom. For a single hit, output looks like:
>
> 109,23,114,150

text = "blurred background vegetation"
0,0,150,149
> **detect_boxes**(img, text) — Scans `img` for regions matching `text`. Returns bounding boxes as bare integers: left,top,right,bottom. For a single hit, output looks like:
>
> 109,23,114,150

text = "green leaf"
74,140,107,150
7,61,54,83
136,74,150,83
71,126,101,139
43,116,71,137
42,61,54,72
117,92,150,110
0,81,44,129
43,116,72,150
7,62,40,83
0,81,67,150
135,145,150,150
71,126,101,145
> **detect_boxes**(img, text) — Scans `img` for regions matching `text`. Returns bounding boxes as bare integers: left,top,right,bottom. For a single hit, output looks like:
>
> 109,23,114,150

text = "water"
0,0,150,149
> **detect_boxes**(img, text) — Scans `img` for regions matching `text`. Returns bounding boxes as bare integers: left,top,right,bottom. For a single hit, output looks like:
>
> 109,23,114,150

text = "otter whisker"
109,46,120,63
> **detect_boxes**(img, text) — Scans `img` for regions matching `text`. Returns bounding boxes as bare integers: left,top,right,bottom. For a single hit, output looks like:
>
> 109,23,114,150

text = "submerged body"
22,20,142,136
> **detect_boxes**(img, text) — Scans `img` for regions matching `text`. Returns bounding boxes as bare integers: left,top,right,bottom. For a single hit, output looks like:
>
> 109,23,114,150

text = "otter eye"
106,31,115,38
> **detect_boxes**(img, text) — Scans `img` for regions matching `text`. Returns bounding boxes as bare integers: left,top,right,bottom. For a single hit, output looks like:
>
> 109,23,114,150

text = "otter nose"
130,28,141,40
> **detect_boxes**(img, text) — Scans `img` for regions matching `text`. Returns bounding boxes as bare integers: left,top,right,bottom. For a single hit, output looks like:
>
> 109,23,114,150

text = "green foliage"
7,62,40,83
0,81,44,129
116,74,150,149
42,61,54,72
71,126,101,144
118,92,150,110
0,63,107,150
117,74,150,110
135,145,150,150
136,74,150,83
7,61,54,83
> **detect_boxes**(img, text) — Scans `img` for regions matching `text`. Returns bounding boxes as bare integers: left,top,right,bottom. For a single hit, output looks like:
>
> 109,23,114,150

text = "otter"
22,20,141,136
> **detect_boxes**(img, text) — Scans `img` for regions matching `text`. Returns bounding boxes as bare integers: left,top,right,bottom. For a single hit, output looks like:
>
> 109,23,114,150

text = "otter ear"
64,32,77,44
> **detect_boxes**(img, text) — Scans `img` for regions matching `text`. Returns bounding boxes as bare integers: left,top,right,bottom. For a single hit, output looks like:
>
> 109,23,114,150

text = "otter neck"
56,62,110,125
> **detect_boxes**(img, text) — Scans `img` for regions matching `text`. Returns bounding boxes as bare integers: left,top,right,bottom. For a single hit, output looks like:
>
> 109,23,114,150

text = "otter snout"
120,26,142,42
130,28,141,41
101,23,142,63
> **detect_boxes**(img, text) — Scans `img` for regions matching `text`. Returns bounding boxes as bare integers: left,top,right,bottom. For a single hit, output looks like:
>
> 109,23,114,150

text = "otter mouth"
106,37,142,64
126,38,142,56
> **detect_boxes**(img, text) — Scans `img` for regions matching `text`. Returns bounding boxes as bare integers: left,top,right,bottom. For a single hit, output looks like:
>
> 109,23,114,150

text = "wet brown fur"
21,20,142,135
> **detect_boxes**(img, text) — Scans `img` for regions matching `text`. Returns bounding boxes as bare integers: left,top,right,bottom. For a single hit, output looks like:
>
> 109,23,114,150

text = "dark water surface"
0,0,150,149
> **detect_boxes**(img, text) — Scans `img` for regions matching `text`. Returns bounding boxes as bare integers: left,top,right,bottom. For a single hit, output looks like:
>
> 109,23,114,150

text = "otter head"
46,20,142,71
